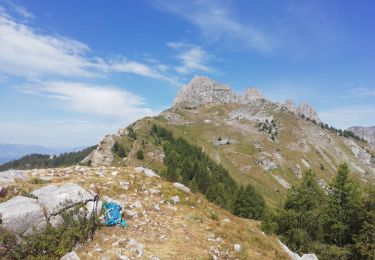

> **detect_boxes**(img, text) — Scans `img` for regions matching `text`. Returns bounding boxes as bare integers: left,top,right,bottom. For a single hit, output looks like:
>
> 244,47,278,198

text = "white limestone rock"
279,241,318,260
134,167,160,178
283,100,321,123
173,182,191,193
32,183,95,216
240,87,264,103
348,126,375,146
173,76,237,107
0,196,46,235
0,169,29,184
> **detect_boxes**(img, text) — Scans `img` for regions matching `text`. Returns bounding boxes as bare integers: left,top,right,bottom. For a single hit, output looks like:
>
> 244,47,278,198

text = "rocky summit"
173,76,321,122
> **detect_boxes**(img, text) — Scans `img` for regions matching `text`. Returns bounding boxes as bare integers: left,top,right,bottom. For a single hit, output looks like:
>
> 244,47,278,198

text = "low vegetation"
0,146,97,171
0,204,100,259
262,163,375,259
112,141,126,158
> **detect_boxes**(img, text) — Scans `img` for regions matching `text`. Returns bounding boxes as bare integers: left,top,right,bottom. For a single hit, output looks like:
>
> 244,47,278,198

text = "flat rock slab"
32,183,94,216
0,196,46,235
0,169,29,183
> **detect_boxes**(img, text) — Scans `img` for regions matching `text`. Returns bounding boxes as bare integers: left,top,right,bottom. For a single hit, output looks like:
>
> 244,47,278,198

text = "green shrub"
2,204,100,259
136,150,144,160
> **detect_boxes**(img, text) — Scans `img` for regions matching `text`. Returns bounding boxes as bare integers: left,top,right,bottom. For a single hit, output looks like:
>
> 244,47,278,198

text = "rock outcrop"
283,100,321,123
81,135,115,167
173,76,263,107
0,169,29,183
173,76,321,123
173,76,237,107
240,87,264,103
0,183,98,236
347,126,375,146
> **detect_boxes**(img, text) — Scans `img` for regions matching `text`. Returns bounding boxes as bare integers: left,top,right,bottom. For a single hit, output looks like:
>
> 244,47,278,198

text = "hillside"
83,76,375,206
0,146,97,171
0,166,292,259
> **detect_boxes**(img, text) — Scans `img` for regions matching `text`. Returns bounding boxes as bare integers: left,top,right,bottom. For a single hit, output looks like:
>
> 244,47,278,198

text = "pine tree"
324,163,362,246
233,185,265,220
354,184,375,259
181,159,193,184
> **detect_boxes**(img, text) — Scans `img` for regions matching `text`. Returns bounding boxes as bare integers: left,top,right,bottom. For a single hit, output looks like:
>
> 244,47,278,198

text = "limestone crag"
240,87,264,103
348,126,375,146
173,76,263,107
283,99,297,114
283,100,321,123
173,76,237,106
173,76,321,123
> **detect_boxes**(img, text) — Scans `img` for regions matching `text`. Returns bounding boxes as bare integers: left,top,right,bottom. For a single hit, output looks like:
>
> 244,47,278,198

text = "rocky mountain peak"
173,76,321,122
173,76,236,106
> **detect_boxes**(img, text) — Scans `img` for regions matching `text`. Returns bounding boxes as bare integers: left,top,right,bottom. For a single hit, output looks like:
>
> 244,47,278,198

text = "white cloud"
349,87,375,97
0,10,95,77
0,7,177,83
20,81,158,121
155,0,274,53
319,105,375,129
167,42,213,75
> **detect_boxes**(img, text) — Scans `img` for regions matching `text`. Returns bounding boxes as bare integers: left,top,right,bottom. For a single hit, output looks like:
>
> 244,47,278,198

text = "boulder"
32,183,95,216
134,167,160,178
173,182,191,193
0,196,46,235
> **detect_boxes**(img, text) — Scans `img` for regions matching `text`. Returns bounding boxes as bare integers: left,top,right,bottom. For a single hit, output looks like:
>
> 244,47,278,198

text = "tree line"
262,164,375,259
150,124,266,220
0,146,97,171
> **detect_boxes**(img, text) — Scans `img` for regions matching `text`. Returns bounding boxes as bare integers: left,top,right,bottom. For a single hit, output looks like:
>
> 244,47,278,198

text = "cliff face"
348,126,375,146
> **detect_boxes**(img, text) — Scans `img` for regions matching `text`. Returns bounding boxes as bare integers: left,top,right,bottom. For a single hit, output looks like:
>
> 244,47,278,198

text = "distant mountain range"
0,143,80,164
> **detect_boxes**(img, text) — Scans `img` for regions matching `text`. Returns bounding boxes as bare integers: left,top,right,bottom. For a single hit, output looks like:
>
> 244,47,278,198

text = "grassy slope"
110,104,374,207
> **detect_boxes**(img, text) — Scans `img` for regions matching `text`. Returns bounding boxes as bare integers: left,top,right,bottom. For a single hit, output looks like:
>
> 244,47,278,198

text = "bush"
136,150,144,160
2,204,100,259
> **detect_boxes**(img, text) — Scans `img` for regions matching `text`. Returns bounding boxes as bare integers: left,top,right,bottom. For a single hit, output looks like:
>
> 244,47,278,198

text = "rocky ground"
0,166,299,260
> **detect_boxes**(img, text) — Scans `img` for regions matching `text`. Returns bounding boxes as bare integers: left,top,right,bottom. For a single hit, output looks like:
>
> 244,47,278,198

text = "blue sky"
0,0,374,147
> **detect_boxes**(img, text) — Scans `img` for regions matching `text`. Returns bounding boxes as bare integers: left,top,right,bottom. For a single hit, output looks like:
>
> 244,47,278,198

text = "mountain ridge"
347,126,375,147
173,76,321,123
82,76,375,206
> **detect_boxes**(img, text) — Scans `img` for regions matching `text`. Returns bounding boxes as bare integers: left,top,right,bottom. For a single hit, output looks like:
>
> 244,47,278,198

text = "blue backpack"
102,201,128,228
